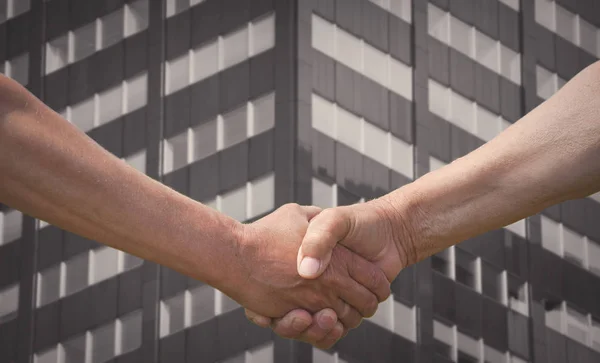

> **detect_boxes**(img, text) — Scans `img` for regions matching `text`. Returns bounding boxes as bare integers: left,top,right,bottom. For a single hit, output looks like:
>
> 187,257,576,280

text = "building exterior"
0,0,599,362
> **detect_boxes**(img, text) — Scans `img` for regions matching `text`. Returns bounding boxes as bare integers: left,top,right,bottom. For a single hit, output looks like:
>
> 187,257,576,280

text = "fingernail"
299,257,321,277
292,317,308,331
317,313,335,329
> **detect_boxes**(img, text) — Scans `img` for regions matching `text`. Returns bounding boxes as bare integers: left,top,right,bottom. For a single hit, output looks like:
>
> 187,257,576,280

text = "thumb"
297,208,352,279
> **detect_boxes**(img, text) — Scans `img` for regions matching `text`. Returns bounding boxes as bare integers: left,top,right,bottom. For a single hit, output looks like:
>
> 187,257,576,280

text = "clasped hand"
224,199,411,349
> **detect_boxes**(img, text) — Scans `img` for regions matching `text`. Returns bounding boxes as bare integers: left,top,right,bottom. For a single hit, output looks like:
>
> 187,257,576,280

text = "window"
455,248,477,290
389,58,413,101
450,16,474,57
124,72,147,113
217,290,240,315
100,9,124,49
311,93,335,139
578,18,598,56
505,219,526,238
97,83,123,126
69,97,96,132
475,31,499,73
562,227,585,267
566,305,589,346
540,215,562,256
121,252,144,271
536,65,557,100
336,106,362,152
166,0,189,18
482,263,503,302
165,53,190,95
429,156,448,172
220,104,248,149
433,320,455,360
588,241,600,277
188,284,214,326
220,185,247,222
390,135,413,178
363,120,389,164
500,45,521,85
368,296,394,331
222,26,249,69
313,348,336,363
7,52,29,86
72,22,98,62
534,0,556,32
336,27,362,71
432,247,453,278
91,321,116,363
46,34,69,74
248,173,275,218
191,119,217,162
484,345,507,363
37,264,61,307
428,79,451,119
125,149,147,174
124,0,149,37
508,276,528,316
34,345,61,363
0,283,19,323
450,91,476,134
116,310,142,355
428,4,450,44
363,43,388,87
457,331,481,363
64,253,89,296
311,14,335,58
251,92,275,137
250,14,275,56
554,5,577,44
247,342,274,363
192,40,218,83
8,0,30,19
312,178,335,209
163,130,189,174
90,246,119,284
591,318,600,352
545,301,562,332
394,300,416,342
390,0,411,23
1,209,22,245
62,333,87,363
476,105,501,142
160,292,186,338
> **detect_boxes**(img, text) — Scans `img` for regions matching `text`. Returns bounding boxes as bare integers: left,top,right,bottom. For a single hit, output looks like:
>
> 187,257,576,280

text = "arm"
0,74,389,333
295,60,600,281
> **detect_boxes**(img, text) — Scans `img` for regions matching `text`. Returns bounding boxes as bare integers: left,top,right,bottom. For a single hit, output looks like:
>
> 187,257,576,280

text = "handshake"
218,196,418,349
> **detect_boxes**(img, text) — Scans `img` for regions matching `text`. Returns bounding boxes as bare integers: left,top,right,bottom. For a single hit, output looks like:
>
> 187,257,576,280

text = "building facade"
0,0,599,362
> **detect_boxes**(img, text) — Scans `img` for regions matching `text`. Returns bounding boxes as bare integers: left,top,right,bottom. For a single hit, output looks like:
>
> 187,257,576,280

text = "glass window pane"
432,248,452,277
91,246,119,284
70,97,96,132
125,72,147,113
191,119,217,162
97,83,123,126
541,215,561,256
218,290,240,315
312,178,334,209
428,4,449,44
394,300,416,342
63,333,86,363
429,79,451,119
222,26,249,69
588,240,600,277
591,318,600,352
166,53,190,95
500,45,521,85
363,120,389,164
125,149,146,174
475,31,499,73
8,0,29,18
311,93,335,138
46,35,69,74
536,65,557,100
579,18,598,57
389,58,413,101
73,22,97,62
0,0,6,24
450,16,473,57
482,263,503,302
312,14,335,58
91,321,116,363
336,106,362,152
457,330,480,361
476,105,500,142
508,276,528,316
101,8,124,49
313,348,336,363
455,248,476,289
450,91,475,134
37,264,61,307
163,131,189,174
166,0,188,18
124,0,149,37
566,305,589,345
390,0,411,23
433,320,454,360
1,209,22,245
485,345,506,363
220,185,247,222
118,310,142,354
192,40,218,83
65,253,89,296
251,92,275,136
122,252,144,271
251,14,275,56
220,104,248,149
555,5,577,44
335,27,361,71
34,345,60,363
8,52,29,85
390,134,413,178
249,173,274,218
0,283,19,323
189,284,214,326
363,43,388,86
160,292,185,338
562,226,585,267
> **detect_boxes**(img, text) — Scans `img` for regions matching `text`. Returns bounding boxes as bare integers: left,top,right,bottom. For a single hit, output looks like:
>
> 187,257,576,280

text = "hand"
223,203,391,330
296,198,416,281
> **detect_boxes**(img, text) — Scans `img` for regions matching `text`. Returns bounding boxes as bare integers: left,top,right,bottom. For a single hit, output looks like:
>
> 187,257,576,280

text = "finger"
297,208,352,279
298,205,323,221
292,308,338,344
269,309,313,339
348,251,391,302
315,322,344,350
333,299,363,330
245,309,272,328
337,277,379,318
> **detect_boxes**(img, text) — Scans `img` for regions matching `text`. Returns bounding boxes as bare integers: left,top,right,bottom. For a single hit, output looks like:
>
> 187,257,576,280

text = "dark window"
456,248,476,289
432,248,452,277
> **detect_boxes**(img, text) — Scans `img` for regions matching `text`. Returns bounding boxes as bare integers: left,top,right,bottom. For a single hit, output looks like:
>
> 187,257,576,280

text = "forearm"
379,61,600,264
0,75,243,290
